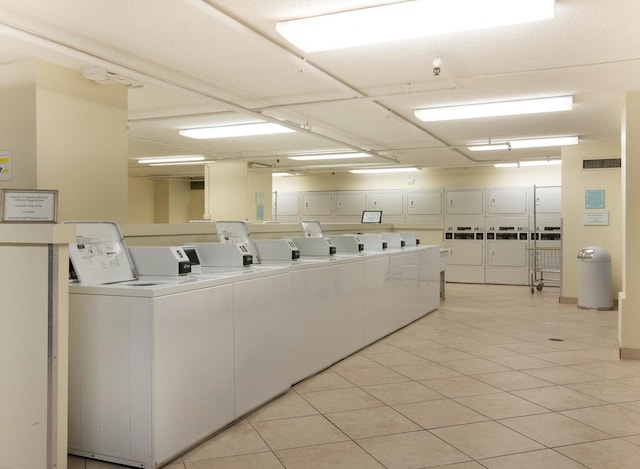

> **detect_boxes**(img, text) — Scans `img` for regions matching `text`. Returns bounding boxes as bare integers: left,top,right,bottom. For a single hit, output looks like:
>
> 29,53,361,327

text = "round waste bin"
577,246,613,310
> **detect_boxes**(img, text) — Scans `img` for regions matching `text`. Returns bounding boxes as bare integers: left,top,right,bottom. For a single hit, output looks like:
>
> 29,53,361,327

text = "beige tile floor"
69,283,640,469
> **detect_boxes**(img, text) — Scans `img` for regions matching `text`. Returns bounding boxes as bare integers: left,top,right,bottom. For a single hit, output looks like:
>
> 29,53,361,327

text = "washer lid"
64,221,137,284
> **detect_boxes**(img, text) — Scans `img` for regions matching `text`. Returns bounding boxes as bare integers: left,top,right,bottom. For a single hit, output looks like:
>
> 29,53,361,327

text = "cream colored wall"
273,165,561,192
128,175,155,223
248,168,273,222
204,162,249,220
0,62,38,190
560,143,621,301
35,61,129,222
189,187,205,221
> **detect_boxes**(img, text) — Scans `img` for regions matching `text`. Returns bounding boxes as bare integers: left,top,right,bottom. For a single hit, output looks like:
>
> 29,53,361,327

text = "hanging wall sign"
0,150,11,181
1,189,58,223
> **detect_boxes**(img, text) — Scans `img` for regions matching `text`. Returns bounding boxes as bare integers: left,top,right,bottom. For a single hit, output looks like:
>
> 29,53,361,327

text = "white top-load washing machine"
66,221,238,469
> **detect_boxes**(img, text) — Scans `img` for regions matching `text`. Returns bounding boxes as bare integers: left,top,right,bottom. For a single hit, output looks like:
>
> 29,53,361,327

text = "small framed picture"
585,189,605,209
1,189,58,223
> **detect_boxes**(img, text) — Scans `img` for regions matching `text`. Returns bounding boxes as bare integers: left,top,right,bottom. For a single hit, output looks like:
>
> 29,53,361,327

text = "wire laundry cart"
529,185,562,293
528,246,561,293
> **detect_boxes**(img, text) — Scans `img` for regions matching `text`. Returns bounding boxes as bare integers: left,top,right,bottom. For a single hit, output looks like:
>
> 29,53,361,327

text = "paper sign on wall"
0,150,12,181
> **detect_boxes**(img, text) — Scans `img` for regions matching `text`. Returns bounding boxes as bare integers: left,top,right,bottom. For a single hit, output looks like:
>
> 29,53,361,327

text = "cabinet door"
533,186,561,213
302,192,333,217
487,187,528,215
369,191,404,216
407,190,443,215
335,191,367,217
445,189,484,215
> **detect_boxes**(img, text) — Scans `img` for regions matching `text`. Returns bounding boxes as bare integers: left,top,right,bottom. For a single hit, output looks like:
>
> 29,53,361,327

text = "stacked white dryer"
531,185,562,286
485,187,531,285
444,188,485,284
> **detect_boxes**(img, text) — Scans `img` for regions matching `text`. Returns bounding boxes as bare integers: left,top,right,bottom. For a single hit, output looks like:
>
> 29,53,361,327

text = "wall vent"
190,180,205,190
582,158,621,169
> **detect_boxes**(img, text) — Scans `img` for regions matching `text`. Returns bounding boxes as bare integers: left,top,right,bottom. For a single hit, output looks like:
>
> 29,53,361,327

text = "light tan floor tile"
479,449,587,468
440,358,511,375
420,375,502,398
300,387,384,414
455,392,549,419
362,381,444,405
556,438,640,469
184,452,283,469
499,412,611,447
275,441,384,469
356,430,470,468
431,421,544,460
325,406,421,439
183,422,270,462
623,434,640,447
336,366,410,386
86,462,140,469
391,362,461,380
293,370,355,393
455,344,514,358
367,351,428,367
487,354,555,370
361,342,403,355
523,365,600,385
567,380,640,403
561,404,640,437
414,347,476,362
530,350,603,366
617,377,640,388
248,391,318,422
571,362,640,379
430,463,486,469
393,399,488,429
474,370,554,391
252,415,348,450
513,385,607,411
501,341,560,354
331,354,383,371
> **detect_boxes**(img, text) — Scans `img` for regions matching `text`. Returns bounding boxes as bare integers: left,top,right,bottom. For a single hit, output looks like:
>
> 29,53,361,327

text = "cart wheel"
536,283,544,291
530,287,535,294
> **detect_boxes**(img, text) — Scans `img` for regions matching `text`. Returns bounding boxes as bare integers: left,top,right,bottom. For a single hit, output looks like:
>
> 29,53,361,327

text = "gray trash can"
577,246,613,310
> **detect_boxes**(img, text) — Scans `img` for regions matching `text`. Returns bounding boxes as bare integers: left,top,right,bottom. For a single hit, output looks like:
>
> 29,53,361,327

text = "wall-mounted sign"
0,150,12,181
583,210,609,226
585,189,605,209
1,189,58,223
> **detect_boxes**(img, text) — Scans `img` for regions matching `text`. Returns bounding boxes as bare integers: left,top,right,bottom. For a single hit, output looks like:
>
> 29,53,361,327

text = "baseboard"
620,348,640,361
559,296,577,304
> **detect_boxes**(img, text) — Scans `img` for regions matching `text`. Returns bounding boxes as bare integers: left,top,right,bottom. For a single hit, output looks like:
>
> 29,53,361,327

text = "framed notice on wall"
0,189,58,223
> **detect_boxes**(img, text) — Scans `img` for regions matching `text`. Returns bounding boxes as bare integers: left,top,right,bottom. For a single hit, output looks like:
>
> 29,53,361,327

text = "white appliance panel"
407,190,443,216
330,259,365,361
487,187,528,215
369,191,404,215
233,272,291,416
363,255,391,343
487,242,528,267
445,189,484,215
533,186,562,213
334,191,367,217
274,192,300,217
446,242,484,266
288,265,333,383
302,192,333,217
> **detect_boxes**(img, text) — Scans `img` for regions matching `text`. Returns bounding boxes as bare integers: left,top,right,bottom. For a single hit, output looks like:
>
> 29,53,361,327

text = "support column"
203,162,250,221
620,92,640,359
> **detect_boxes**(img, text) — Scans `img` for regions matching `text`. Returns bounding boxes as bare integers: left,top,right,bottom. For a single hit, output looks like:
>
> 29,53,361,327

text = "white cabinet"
369,191,404,221
407,190,443,216
487,187,528,215
445,188,484,215
533,186,561,214
302,192,333,218
334,191,367,218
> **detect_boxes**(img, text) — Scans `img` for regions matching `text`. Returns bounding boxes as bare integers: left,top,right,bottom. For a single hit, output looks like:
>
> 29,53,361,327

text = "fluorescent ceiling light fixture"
494,159,561,168
349,167,420,174
288,152,371,161
468,136,578,151
180,122,295,139
148,161,209,167
272,172,296,177
138,155,205,164
276,0,555,52
415,96,572,122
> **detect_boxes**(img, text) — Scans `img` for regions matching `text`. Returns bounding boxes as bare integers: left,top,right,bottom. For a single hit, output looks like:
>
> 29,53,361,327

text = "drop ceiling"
0,0,638,179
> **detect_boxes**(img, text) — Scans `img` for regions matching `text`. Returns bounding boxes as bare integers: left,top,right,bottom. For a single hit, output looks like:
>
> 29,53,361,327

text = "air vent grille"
190,181,205,190
583,158,621,169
